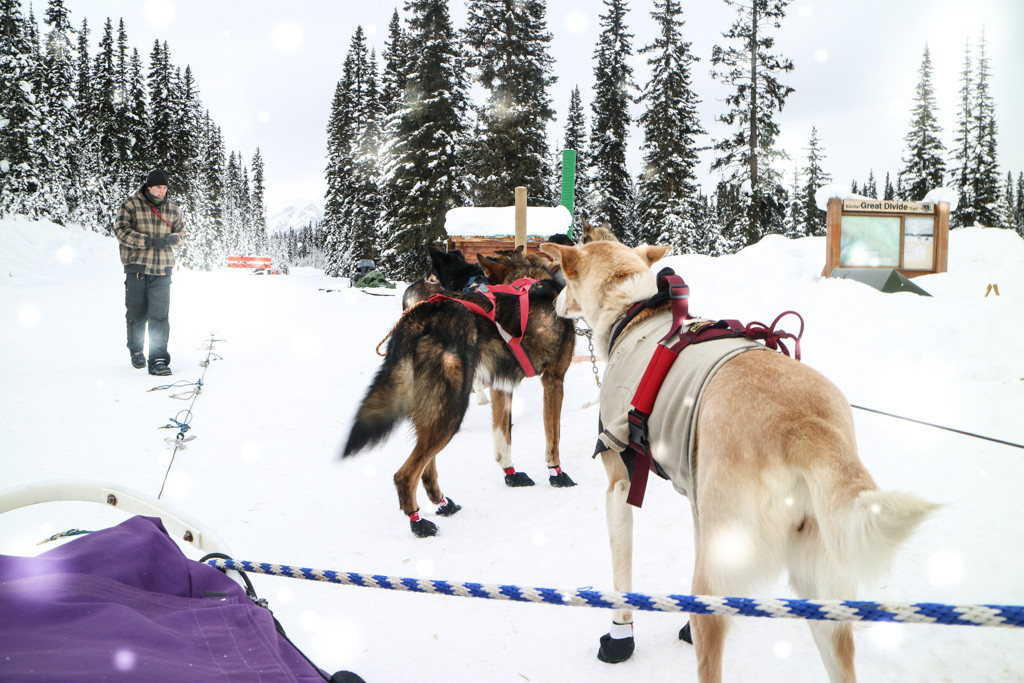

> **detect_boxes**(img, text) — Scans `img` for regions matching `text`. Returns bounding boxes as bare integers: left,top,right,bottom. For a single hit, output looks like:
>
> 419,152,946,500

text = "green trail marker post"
560,149,577,239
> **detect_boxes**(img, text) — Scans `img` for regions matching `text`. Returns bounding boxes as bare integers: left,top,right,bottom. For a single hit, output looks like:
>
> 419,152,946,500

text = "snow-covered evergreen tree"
949,39,974,226
800,124,830,237
898,45,945,202
970,31,1000,227
250,148,268,254
0,0,45,217
634,0,706,251
785,161,802,238
999,171,1014,229
463,0,556,207
333,28,384,276
863,169,877,199
37,0,78,221
380,10,408,117
561,85,589,233
1015,172,1024,238
147,40,175,173
173,66,201,214
710,0,794,248
322,78,350,278
588,0,636,243
883,172,895,201
378,0,470,280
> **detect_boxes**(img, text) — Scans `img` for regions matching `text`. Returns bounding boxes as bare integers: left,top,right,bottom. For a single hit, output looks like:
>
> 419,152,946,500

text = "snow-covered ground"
2,216,1023,681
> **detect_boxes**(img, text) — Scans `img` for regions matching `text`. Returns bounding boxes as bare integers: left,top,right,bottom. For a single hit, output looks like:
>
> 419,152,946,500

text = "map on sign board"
839,215,900,267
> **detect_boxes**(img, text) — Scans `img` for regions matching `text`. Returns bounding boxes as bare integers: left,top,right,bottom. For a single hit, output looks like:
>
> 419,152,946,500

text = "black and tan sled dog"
538,240,937,683
344,246,576,537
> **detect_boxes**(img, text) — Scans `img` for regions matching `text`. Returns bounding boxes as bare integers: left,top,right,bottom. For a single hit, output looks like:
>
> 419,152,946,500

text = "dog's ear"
634,244,673,266
478,252,509,283
539,243,579,279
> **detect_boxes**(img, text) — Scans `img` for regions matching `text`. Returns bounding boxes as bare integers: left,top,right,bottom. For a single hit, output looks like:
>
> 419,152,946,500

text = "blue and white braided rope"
206,558,1024,628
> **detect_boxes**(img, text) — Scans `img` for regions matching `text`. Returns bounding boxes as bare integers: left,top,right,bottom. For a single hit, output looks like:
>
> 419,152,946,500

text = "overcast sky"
29,1,1024,215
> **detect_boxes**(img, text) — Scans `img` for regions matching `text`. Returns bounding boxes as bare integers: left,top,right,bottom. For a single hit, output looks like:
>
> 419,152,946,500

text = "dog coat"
596,312,769,504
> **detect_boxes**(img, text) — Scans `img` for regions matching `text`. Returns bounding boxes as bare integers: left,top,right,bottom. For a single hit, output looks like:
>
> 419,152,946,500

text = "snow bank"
445,205,571,237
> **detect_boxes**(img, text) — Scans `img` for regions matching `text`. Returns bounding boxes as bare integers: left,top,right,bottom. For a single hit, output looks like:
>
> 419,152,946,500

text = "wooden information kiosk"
822,197,949,278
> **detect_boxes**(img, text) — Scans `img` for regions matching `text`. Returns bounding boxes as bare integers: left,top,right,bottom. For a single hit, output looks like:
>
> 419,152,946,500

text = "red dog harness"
620,269,804,507
426,277,539,377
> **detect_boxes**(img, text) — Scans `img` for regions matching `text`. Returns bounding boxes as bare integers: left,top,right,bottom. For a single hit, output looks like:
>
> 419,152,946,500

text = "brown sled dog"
344,247,576,537
539,240,937,683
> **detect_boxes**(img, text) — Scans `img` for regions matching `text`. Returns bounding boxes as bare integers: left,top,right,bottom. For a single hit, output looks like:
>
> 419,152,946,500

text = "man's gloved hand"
166,233,182,246
147,236,168,249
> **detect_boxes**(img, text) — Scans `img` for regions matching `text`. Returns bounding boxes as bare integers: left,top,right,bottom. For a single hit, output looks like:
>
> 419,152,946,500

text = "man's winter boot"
149,360,172,376
131,352,146,369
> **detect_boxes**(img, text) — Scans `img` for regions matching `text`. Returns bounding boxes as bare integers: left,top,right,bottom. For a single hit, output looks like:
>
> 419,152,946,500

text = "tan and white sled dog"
539,240,937,683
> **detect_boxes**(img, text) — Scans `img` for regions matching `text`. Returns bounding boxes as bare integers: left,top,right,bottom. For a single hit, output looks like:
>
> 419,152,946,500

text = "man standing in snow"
113,169,186,376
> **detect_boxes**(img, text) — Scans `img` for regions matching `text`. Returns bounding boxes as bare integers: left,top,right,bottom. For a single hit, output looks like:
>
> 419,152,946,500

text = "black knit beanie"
145,169,170,188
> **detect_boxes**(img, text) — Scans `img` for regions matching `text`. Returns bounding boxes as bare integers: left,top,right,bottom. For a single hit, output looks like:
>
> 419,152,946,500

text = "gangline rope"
206,558,1024,629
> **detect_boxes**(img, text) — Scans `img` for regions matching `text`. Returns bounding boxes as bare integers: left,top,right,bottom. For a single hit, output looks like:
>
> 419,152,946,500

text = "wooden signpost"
822,197,949,278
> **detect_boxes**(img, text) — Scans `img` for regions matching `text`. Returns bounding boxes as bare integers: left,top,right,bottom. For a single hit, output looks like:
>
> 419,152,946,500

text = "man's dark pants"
125,273,171,368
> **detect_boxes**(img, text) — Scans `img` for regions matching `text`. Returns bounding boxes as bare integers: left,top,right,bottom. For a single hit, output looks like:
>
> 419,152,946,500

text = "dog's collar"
607,268,678,354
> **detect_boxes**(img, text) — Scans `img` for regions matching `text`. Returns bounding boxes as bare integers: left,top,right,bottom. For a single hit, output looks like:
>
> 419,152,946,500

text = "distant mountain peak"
268,201,323,234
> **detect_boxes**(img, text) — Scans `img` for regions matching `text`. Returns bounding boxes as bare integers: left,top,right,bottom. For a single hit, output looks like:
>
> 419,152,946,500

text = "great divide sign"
822,197,949,277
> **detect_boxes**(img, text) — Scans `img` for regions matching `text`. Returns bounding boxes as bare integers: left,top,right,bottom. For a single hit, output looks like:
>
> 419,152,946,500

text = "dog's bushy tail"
343,358,411,457
803,461,938,583
831,489,939,581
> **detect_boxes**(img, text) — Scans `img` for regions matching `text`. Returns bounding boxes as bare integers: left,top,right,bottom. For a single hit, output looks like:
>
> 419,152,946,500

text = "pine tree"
148,40,176,173
334,29,383,276
999,171,1014,229
863,169,877,199
173,65,201,208
91,20,117,170
800,124,830,236
883,172,895,201
380,10,408,117
710,0,794,248
125,48,149,181
322,78,350,277
463,0,556,207
0,0,45,217
785,161,803,238
1015,172,1024,238
898,45,945,201
250,148,268,254
561,86,589,232
970,31,1000,226
949,38,974,226
38,0,79,221
379,0,470,280
588,0,636,242
634,0,706,251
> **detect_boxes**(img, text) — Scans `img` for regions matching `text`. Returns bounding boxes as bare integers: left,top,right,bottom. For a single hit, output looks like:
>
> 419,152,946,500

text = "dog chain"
574,319,601,388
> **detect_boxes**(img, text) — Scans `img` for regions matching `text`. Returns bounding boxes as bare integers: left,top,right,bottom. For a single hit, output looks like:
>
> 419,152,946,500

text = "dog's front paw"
597,633,635,663
549,470,577,487
410,518,439,537
679,621,692,644
504,470,535,487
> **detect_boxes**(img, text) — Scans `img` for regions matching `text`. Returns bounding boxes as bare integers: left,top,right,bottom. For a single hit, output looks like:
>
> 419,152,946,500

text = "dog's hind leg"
596,449,636,664
541,367,576,487
690,540,729,683
393,342,475,538
491,389,534,487
788,516,857,683
421,457,462,518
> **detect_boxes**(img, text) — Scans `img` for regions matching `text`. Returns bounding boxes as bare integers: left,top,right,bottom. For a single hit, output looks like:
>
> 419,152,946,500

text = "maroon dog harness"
611,268,804,507
426,277,539,377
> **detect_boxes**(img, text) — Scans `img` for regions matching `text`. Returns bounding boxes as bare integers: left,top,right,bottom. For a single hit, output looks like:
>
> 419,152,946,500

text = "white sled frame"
0,479,232,556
